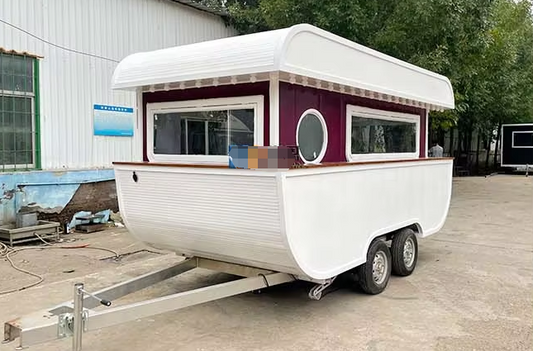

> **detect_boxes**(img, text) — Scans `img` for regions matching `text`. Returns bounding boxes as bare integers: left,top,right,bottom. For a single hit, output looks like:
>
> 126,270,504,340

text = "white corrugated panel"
114,164,300,275
112,23,455,110
0,0,237,169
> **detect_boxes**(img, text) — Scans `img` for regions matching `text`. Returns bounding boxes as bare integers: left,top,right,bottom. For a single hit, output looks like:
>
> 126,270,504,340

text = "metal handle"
80,288,112,307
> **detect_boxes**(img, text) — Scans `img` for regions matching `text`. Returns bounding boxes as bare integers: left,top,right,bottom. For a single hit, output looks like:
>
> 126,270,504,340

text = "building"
0,0,236,225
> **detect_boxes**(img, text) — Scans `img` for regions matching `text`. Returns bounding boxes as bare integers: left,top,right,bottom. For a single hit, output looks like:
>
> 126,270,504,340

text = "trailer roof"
111,24,455,111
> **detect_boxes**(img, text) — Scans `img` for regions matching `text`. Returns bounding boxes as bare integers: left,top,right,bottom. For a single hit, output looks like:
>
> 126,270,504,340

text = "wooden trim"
299,157,454,169
113,162,230,169
113,157,454,170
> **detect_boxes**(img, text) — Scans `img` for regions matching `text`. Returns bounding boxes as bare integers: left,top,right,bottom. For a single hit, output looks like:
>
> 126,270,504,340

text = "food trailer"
500,123,533,175
4,24,455,350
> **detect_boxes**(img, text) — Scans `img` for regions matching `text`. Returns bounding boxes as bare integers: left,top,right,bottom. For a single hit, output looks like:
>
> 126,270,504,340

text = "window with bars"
0,52,39,170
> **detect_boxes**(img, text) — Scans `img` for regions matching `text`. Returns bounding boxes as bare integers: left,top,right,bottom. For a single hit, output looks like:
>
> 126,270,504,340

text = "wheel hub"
403,238,416,268
372,251,388,285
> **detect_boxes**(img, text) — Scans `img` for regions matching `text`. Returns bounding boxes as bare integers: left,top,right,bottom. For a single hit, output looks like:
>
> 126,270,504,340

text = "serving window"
346,105,420,162
512,131,533,148
146,96,264,164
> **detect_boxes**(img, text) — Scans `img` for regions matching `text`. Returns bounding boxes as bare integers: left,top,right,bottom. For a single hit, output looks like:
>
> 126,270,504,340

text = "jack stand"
72,283,84,351
308,276,337,301
63,283,113,351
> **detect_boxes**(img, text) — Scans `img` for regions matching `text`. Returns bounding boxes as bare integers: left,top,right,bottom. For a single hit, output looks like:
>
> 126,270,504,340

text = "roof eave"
168,0,229,17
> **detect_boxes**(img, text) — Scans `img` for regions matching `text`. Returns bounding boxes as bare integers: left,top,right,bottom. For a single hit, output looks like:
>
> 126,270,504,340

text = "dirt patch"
0,228,167,296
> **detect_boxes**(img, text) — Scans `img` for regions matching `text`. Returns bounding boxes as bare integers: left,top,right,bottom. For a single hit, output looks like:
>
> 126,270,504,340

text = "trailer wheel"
391,228,418,276
357,239,392,295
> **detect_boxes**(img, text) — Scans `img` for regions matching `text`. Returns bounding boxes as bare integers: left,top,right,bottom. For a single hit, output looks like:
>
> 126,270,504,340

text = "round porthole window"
296,109,328,164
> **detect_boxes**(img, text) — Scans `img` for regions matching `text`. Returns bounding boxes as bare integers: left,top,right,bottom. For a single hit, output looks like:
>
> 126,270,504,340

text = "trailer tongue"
3,257,302,350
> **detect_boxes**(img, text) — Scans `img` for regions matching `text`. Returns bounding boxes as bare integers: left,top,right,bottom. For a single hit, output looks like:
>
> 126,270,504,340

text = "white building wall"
0,0,237,169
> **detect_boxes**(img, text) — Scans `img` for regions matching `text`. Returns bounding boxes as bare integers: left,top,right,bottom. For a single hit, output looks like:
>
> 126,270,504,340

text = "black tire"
356,239,392,295
391,228,418,276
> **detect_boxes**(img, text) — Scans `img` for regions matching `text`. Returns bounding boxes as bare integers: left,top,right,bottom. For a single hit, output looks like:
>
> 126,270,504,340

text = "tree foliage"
198,0,533,147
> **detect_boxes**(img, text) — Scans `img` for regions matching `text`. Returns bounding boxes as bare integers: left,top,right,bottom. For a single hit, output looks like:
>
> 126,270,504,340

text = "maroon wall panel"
142,82,270,161
279,82,427,163
142,81,427,163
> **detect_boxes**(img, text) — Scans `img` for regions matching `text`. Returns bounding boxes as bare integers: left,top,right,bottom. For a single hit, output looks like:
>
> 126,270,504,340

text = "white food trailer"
3,24,455,351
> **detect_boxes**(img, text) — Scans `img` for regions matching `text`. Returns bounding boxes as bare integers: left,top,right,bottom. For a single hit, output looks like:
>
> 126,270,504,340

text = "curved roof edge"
111,24,455,110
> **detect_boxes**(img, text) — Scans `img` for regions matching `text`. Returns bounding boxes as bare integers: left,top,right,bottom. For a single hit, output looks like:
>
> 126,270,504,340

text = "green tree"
197,0,533,169
476,0,533,168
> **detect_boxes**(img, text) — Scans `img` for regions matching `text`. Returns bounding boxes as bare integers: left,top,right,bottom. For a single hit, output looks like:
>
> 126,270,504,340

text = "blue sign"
93,104,134,137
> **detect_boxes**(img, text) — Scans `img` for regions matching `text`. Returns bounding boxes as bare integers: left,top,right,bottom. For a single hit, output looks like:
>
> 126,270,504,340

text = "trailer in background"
501,123,533,176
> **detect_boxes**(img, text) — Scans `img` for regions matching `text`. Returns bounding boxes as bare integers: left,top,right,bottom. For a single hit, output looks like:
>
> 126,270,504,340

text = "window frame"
296,108,328,164
0,53,38,170
511,130,533,149
146,95,264,164
345,105,420,162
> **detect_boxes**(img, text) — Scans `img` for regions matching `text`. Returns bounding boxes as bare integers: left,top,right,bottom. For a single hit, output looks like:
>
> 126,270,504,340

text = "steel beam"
196,257,274,277
80,257,197,309
83,272,294,332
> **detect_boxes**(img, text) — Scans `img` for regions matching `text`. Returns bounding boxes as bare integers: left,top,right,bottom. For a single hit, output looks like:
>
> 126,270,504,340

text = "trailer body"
501,123,533,170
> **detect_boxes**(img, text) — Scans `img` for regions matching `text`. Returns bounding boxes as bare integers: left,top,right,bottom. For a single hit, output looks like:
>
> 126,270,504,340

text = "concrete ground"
0,175,532,351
